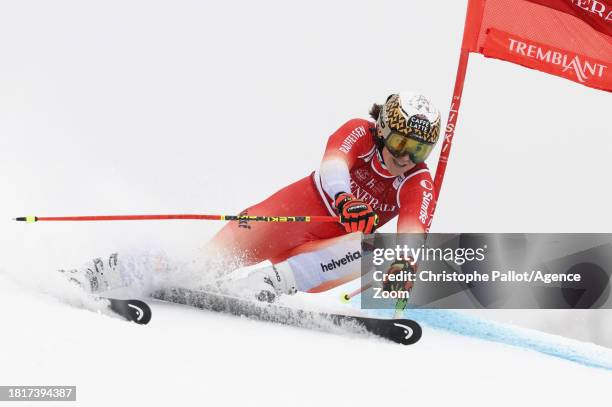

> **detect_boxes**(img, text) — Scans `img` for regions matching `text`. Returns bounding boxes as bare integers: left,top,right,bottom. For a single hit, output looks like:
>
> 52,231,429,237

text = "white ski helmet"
376,91,441,163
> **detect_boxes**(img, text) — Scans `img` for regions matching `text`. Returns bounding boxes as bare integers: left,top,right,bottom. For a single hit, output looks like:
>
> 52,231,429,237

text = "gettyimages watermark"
360,234,612,309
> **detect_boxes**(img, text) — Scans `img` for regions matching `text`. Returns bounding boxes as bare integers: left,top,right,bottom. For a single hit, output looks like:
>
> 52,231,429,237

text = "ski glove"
383,260,415,293
334,192,379,234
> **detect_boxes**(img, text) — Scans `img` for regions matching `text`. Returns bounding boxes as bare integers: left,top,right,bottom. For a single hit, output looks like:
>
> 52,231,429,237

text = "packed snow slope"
1,273,611,407
1,1,611,405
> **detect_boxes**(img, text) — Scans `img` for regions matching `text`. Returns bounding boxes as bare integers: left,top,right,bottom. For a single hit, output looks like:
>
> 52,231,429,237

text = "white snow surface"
1,0,611,405
1,272,611,407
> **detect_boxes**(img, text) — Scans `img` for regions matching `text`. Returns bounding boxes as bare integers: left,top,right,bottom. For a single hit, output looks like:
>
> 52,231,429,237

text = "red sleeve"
321,119,375,169
396,170,436,234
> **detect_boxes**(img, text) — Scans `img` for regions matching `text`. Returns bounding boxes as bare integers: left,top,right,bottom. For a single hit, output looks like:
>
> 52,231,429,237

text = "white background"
1,1,611,405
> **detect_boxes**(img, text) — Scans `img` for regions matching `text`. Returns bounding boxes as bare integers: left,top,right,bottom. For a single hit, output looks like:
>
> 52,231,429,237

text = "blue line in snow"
366,306,612,372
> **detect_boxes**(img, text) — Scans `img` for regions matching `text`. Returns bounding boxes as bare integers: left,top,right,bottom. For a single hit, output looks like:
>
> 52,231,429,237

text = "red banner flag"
462,0,612,91
433,0,611,226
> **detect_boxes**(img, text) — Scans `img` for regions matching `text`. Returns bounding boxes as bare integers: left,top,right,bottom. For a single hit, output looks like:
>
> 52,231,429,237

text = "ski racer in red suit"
208,91,441,302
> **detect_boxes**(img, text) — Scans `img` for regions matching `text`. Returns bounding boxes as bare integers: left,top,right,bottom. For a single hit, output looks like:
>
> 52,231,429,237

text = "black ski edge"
105,298,152,325
152,287,421,345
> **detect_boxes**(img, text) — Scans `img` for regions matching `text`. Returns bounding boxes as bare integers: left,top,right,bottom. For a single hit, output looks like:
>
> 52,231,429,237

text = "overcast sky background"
2,4,612,405
0,0,610,331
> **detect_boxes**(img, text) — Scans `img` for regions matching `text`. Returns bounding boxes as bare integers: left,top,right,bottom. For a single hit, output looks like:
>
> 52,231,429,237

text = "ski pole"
340,282,373,303
13,214,339,223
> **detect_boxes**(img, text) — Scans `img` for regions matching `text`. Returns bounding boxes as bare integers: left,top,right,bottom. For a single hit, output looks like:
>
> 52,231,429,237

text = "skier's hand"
382,260,415,293
334,192,378,234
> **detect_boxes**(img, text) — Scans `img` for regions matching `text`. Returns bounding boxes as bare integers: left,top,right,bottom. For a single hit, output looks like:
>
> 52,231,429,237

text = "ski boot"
58,253,120,293
218,262,298,302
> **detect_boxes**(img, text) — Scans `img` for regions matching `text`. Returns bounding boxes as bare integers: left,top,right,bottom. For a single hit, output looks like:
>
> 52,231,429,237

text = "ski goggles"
384,131,434,164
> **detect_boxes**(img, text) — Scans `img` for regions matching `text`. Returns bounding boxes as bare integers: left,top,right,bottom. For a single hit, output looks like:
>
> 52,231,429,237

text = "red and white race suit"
208,118,436,292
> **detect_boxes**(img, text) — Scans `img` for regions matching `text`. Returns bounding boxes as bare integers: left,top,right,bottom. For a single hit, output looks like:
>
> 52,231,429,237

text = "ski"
105,298,152,325
153,287,421,345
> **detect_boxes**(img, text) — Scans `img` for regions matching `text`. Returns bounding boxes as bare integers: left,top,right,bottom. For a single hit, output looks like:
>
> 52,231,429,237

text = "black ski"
153,287,421,345
106,298,152,325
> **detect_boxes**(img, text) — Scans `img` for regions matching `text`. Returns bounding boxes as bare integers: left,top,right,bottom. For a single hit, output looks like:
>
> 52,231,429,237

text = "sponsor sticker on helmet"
409,115,431,135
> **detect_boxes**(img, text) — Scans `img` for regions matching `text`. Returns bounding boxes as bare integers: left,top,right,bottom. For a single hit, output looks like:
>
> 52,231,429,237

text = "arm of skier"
319,119,378,233
380,172,436,297
319,119,371,197
396,172,435,235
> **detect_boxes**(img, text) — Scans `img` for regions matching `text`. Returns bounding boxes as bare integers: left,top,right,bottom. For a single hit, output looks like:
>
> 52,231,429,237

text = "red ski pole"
13,214,339,223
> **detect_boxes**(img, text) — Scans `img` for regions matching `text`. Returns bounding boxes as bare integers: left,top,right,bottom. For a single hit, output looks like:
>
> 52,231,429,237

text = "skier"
208,91,441,302
62,91,440,304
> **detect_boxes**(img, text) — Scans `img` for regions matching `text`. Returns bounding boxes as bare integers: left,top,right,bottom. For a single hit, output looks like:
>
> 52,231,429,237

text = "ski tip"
128,300,152,325
340,293,351,304
388,319,422,345
108,298,152,325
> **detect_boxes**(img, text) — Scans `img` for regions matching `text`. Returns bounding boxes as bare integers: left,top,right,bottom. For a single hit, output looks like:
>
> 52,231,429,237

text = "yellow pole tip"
26,216,37,223
340,293,351,304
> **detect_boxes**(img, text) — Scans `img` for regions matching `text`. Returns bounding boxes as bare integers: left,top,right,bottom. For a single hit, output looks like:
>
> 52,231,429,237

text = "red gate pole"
431,48,471,221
